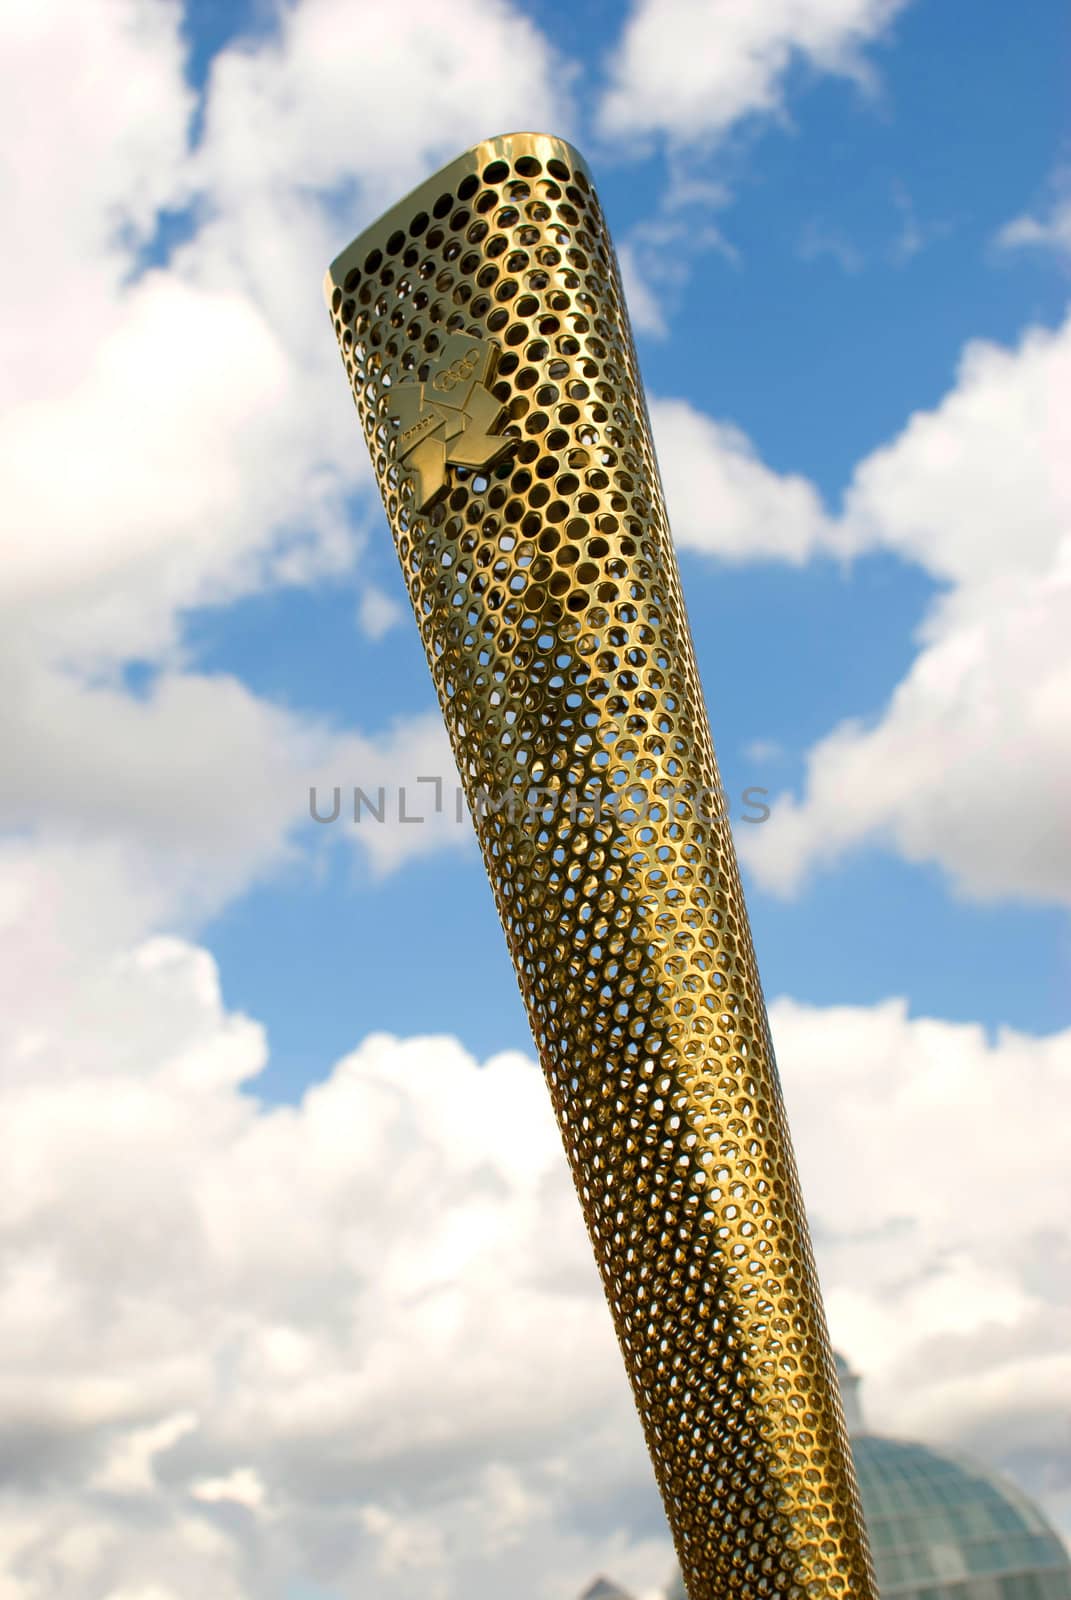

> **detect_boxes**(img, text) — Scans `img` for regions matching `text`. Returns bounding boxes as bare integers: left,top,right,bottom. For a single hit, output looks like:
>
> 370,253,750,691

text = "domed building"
587,1356,1071,1600
829,1354,1071,1600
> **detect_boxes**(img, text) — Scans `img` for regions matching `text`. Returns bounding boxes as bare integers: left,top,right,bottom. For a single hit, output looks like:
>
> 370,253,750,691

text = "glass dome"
853,1432,1071,1599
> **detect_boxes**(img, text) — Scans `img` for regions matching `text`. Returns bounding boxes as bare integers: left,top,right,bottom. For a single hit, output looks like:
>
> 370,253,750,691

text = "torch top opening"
323,131,592,309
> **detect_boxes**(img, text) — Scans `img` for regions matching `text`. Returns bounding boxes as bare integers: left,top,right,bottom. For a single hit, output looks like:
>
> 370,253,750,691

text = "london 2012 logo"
389,333,513,511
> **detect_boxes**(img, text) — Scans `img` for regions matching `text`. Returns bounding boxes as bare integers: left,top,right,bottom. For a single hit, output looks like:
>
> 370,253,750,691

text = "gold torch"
323,133,877,1600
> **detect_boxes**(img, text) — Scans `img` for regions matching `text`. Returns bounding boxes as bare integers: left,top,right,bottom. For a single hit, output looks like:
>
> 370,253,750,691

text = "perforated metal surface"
324,132,877,1600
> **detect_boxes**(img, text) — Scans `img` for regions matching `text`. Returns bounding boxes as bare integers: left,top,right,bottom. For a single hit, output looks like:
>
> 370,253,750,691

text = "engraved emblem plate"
389,332,513,511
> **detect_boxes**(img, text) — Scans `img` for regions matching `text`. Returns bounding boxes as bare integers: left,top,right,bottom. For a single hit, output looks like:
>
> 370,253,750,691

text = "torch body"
324,132,876,1600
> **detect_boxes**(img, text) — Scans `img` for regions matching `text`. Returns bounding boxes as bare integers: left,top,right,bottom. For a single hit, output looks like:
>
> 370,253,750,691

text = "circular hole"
458,173,479,201
342,269,360,293
515,155,542,177
363,248,382,274
483,159,509,184
548,158,570,181
386,229,405,255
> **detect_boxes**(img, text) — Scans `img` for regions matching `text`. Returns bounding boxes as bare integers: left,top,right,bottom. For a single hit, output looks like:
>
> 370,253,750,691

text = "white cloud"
739,312,1071,902
618,245,670,338
0,0,354,667
0,870,670,1598
617,215,740,340
797,216,864,273
650,398,850,563
651,312,1071,906
0,645,465,924
995,189,1071,264
0,0,574,915
192,0,573,208
356,584,405,642
770,994,1071,1527
598,0,910,144
0,0,194,405
843,319,1070,584
0,873,1066,1594
191,1469,267,1510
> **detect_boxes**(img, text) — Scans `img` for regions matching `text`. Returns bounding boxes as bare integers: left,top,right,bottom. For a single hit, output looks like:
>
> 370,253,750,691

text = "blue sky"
2,1,1069,1597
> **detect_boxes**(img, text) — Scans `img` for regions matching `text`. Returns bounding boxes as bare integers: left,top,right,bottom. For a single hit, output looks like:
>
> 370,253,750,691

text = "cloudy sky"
2,0,1069,1596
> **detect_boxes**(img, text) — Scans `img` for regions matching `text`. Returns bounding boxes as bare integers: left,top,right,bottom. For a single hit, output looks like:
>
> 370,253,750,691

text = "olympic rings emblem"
431,346,481,392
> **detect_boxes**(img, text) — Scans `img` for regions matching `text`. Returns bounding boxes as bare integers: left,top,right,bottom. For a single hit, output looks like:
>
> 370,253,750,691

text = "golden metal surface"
324,131,877,1600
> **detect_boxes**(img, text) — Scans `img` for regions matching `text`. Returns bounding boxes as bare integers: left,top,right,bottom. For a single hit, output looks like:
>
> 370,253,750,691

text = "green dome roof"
853,1432,1071,1599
